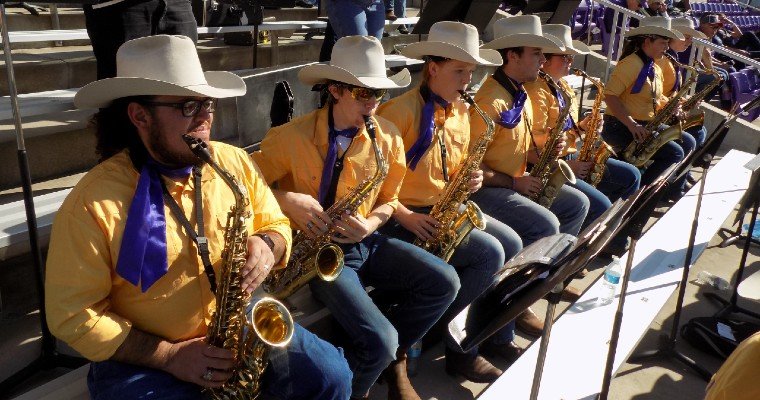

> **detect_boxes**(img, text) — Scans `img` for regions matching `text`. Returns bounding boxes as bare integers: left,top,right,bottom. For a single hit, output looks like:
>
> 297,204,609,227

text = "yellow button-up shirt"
45,142,292,361
253,107,406,217
376,87,471,208
524,76,579,156
604,52,669,121
705,332,760,400
656,55,679,97
471,75,534,178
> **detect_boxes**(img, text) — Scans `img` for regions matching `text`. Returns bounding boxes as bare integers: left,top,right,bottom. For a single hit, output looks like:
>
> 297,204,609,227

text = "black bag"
270,80,294,128
681,316,760,359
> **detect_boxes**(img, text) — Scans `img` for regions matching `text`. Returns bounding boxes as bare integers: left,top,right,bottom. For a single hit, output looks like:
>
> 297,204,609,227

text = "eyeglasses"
141,98,217,117
550,54,574,62
337,84,388,102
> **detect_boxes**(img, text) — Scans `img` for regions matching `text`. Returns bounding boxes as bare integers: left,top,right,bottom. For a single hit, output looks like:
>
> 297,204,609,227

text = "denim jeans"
695,67,728,104
309,232,459,395
601,116,696,191
326,0,386,39
596,157,641,202
87,325,352,400
567,179,611,231
687,125,707,148
84,0,197,79
384,0,406,16
380,210,521,357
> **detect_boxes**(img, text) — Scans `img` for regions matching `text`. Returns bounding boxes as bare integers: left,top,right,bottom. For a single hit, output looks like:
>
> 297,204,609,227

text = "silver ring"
306,221,314,229
203,368,213,381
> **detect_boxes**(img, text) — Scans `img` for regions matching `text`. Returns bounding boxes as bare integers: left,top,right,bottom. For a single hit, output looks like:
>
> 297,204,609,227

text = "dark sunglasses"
551,54,575,62
141,98,217,117
336,84,388,102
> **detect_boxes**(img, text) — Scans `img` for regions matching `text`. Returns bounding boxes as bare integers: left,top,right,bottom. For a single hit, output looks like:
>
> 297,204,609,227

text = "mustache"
187,121,211,133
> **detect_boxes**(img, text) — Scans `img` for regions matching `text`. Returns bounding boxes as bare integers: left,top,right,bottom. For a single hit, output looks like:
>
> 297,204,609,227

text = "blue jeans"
568,179,611,231
327,0,385,39
596,157,641,202
602,116,696,190
695,67,728,103
687,125,707,148
87,325,352,400
380,210,521,356
309,232,458,395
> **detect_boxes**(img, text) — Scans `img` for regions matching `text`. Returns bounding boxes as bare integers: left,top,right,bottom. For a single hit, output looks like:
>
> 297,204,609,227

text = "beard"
147,123,203,167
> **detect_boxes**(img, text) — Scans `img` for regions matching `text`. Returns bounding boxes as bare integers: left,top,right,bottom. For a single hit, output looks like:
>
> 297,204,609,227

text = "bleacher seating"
728,68,760,120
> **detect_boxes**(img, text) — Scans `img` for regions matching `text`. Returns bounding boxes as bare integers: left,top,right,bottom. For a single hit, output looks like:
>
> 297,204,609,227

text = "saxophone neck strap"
161,167,217,293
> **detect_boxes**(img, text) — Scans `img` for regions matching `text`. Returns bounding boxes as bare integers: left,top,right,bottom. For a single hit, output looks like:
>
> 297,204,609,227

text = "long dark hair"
620,34,668,60
92,96,151,164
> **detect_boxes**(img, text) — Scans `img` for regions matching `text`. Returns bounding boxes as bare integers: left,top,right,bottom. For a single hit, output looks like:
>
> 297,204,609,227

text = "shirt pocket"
293,165,321,196
447,128,468,172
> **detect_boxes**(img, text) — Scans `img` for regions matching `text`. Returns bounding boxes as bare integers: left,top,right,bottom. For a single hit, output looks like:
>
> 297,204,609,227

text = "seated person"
704,332,760,400
45,35,352,400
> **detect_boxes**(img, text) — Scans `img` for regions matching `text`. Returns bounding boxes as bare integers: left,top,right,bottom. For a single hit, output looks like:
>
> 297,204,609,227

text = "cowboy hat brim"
627,26,685,41
552,40,591,55
674,25,707,39
298,63,411,88
74,71,246,109
482,33,566,52
400,41,502,66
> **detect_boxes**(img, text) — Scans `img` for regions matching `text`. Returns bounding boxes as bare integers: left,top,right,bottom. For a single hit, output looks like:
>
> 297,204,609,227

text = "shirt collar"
312,107,369,148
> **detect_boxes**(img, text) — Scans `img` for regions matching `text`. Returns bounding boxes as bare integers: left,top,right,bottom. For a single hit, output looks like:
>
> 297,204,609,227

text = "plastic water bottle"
597,256,622,305
695,271,730,291
406,341,422,377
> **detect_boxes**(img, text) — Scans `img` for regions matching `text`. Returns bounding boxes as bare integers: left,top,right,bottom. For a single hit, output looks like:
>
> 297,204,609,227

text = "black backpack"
681,316,760,359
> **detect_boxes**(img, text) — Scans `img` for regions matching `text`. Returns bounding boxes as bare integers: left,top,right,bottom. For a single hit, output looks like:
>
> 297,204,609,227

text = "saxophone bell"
314,244,344,282
250,298,295,348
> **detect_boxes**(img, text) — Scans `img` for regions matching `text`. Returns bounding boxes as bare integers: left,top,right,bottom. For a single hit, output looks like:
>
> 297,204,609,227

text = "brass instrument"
413,90,493,262
530,71,576,208
263,115,388,299
571,68,615,187
183,135,294,400
622,53,698,167
666,59,723,132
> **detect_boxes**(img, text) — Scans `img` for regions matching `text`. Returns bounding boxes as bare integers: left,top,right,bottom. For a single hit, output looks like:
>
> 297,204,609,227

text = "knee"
359,323,398,368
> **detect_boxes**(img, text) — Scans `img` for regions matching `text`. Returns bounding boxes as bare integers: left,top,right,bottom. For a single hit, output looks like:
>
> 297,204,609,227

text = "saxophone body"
571,68,615,187
263,115,388,299
622,53,698,167
413,90,493,262
530,71,576,208
182,135,294,400
668,60,723,131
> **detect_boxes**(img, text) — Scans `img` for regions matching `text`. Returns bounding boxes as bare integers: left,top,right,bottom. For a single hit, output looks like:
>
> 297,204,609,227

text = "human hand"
278,192,330,239
467,169,484,193
567,160,592,179
626,121,649,142
514,175,543,197
395,210,440,241
164,338,235,388
331,211,376,244
240,235,276,293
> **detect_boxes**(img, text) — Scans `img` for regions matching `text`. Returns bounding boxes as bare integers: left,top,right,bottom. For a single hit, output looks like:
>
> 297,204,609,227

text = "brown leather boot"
383,349,421,400
444,348,502,383
516,308,544,338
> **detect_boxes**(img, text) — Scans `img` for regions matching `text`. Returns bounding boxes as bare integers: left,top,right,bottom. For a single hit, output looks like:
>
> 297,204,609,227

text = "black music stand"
450,192,636,400
0,0,90,394
412,0,502,34
705,153,760,320
717,145,760,249
623,119,740,385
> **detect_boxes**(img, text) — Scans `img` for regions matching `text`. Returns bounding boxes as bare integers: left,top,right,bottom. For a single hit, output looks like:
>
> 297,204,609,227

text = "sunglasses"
549,54,575,62
336,84,388,102
141,98,217,117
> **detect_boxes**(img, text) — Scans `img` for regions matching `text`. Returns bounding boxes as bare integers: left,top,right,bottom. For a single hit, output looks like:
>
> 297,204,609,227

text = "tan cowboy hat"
401,21,502,66
627,16,685,41
75,35,246,109
671,17,707,39
298,35,411,88
542,24,590,55
482,15,565,52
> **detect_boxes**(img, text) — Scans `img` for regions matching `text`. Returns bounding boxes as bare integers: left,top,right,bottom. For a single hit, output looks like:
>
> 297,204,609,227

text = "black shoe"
398,26,409,34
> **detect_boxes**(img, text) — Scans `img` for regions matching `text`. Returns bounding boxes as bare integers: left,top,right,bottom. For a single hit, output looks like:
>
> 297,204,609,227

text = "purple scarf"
630,50,655,94
493,68,528,129
406,86,449,170
547,79,573,131
317,109,359,205
667,50,683,92
116,158,193,292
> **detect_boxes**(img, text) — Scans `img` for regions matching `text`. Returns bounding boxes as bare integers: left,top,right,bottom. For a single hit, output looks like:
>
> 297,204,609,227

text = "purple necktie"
407,88,449,170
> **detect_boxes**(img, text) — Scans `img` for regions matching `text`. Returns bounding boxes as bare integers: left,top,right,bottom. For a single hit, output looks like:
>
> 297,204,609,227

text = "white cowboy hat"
542,24,590,55
75,35,246,109
671,17,707,39
298,35,411,88
400,21,502,66
482,15,565,52
627,16,685,41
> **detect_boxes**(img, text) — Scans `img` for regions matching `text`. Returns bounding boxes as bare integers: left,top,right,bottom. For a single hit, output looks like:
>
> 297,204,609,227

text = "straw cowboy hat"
298,35,411,88
75,35,246,109
401,21,502,66
542,24,590,55
482,15,565,52
627,16,685,41
671,17,707,39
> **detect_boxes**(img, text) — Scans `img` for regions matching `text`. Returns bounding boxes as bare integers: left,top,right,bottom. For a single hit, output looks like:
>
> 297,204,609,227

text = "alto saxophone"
263,115,388,299
530,71,576,208
183,135,294,400
414,90,493,262
622,53,698,167
571,68,615,187
666,59,723,132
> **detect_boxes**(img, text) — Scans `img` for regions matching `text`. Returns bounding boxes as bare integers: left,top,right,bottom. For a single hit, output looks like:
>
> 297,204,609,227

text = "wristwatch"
255,232,275,251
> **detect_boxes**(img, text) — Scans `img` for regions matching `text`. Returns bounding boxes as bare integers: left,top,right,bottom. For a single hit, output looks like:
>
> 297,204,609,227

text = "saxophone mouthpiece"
458,90,475,106
571,68,583,76
182,134,212,164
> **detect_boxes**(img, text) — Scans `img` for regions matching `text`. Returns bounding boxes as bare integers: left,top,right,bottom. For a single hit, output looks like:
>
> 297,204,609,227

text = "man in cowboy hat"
602,16,696,200
253,35,459,400
525,24,641,255
45,35,352,399
378,20,524,383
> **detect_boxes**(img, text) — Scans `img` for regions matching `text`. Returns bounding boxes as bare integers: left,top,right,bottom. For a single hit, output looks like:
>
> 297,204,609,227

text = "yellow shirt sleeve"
45,206,133,361
372,116,407,212
605,57,639,98
252,125,290,186
525,80,554,150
